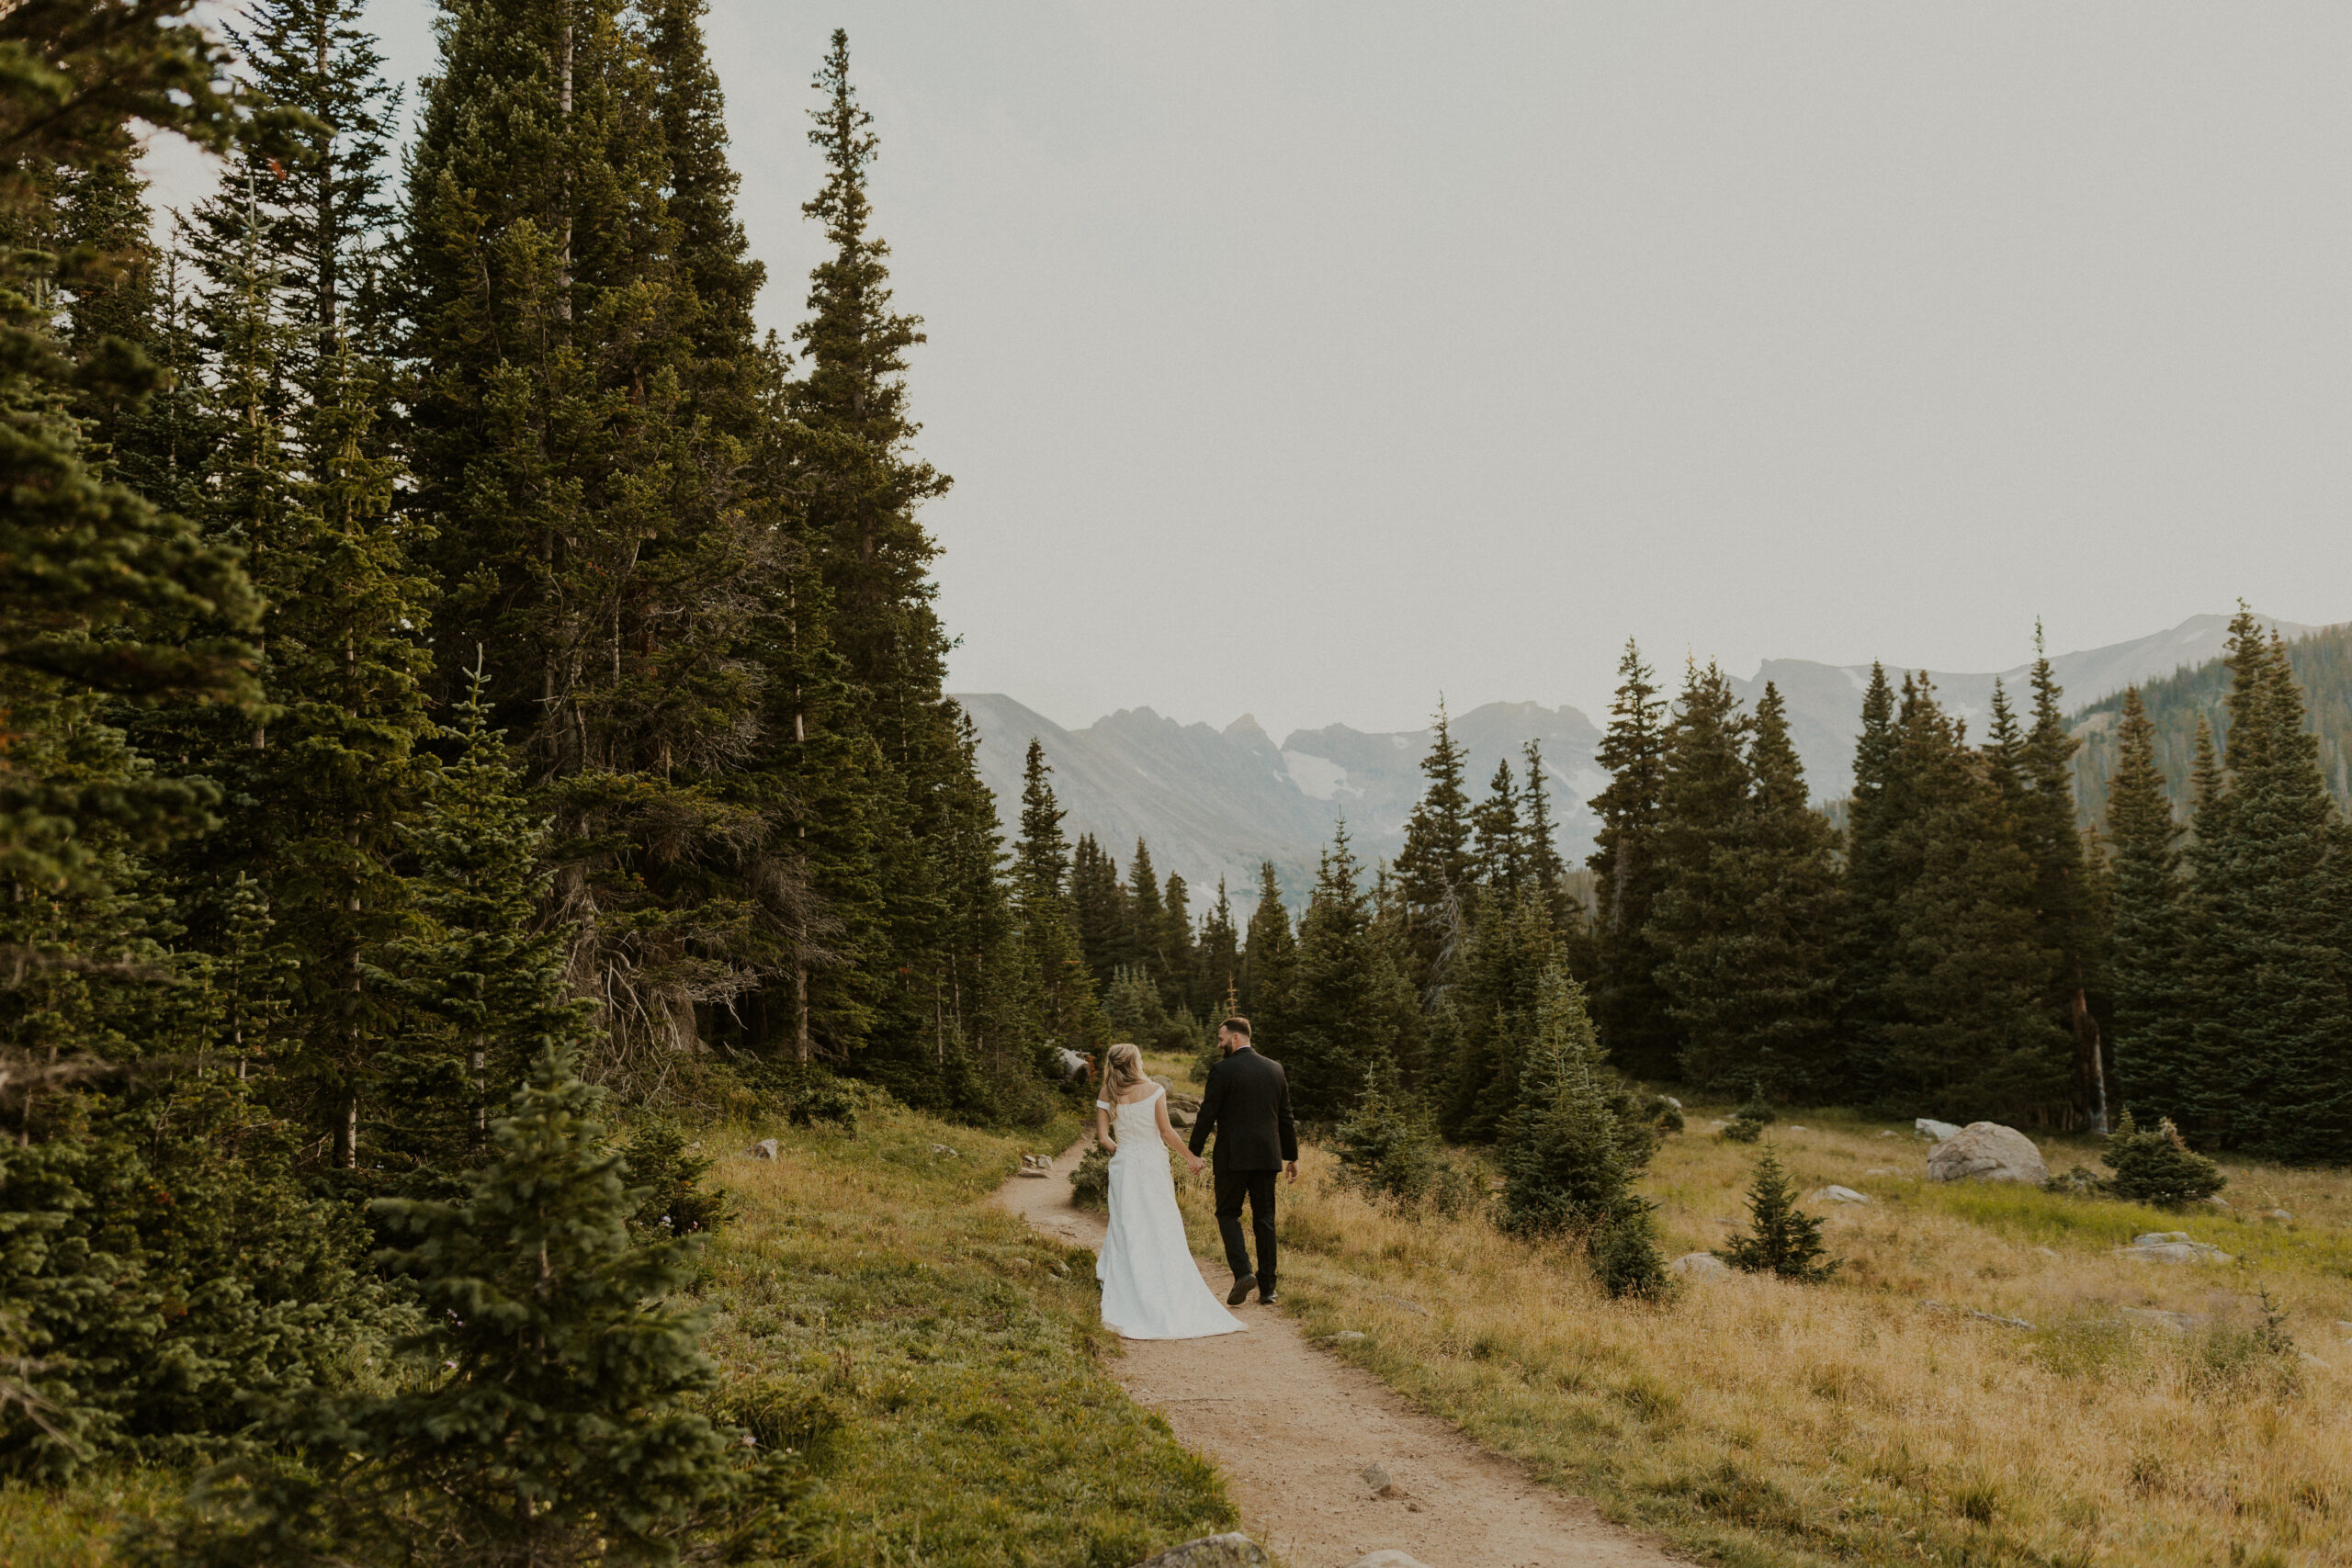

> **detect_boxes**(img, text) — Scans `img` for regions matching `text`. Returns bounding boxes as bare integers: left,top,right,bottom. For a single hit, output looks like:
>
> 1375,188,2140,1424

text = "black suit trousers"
1214,1168,1278,1293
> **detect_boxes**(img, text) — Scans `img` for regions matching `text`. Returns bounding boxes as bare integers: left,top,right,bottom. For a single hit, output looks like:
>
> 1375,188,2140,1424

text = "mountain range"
956,611,2330,912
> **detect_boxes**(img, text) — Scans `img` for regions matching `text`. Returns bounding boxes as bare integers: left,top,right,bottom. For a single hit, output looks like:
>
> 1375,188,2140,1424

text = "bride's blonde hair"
1102,1042,1148,1099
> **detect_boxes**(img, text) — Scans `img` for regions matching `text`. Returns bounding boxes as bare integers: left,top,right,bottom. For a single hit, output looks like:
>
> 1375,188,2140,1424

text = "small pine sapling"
1592,1204,1673,1301
2101,1111,2226,1207
1716,1146,1840,1282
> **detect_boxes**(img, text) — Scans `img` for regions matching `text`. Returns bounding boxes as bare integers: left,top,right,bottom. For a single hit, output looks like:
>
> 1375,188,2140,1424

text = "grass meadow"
1159,1097,2352,1568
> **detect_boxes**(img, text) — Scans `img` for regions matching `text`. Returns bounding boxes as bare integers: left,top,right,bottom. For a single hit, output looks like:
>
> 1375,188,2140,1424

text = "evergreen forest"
7,6,2352,1559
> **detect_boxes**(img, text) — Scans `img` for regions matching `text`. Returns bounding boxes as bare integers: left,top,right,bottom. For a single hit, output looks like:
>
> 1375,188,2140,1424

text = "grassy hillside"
2073,622,2352,826
0,1097,1234,1568
1192,1111,2352,1568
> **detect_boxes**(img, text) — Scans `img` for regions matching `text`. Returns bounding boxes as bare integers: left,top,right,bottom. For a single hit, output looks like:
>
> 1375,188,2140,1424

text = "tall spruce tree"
1587,641,1674,1077
1395,700,1475,990
1009,740,1101,1063
1070,833,1126,987
1645,661,1754,1089
1471,758,1527,893
1285,824,1412,1121
1838,661,1902,1089
1520,739,1580,939
1240,862,1295,1035
2104,686,2187,1116
402,0,789,1077
2019,631,2110,1127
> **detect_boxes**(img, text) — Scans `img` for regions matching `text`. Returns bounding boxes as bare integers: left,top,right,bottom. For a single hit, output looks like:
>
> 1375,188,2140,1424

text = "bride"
1093,1043,1247,1339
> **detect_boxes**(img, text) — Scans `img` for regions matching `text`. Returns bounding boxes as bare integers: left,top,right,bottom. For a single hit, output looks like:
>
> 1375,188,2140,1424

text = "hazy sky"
150,3,2352,739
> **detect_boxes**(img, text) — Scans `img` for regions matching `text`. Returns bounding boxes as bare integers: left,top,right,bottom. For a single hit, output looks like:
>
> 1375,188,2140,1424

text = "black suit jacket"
1188,1047,1298,1172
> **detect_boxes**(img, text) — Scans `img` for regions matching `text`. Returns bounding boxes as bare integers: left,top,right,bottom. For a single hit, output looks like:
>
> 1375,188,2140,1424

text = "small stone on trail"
1672,1252,1732,1280
747,1138,778,1160
1132,1533,1270,1568
1361,1462,1392,1492
1348,1553,1435,1568
1018,1154,1053,1178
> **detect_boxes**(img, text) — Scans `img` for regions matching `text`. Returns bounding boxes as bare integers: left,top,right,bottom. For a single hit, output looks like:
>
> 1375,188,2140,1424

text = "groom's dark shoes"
1227,1273,1256,1305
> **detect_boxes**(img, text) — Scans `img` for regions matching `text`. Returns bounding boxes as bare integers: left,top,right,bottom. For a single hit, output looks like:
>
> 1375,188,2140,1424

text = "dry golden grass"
1166,1104,2352,1568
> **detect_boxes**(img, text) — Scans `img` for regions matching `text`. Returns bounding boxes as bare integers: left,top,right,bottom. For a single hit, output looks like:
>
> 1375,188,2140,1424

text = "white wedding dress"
1096,1086,1247,1340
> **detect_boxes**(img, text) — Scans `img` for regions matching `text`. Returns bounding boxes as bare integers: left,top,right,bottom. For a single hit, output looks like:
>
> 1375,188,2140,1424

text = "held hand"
1185,1153,1205,1177
1101,1140,1117,1156
1285,1159,1299,1185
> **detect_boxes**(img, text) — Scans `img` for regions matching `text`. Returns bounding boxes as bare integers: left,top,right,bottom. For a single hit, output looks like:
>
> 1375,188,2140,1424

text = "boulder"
2121,1306,2207,1333
1925,1122,2047,1185
930,1144,960,1158
1671,1252,1731,1280
747,1138,778,1160
1018,1154,1054,1179
1053,1046,1091,1082
1810,1185,1871,1204
1916,1117,1963,1142
1133,1534,1270,1568
1349,1554,1435,1568
2118,1232,2231,1264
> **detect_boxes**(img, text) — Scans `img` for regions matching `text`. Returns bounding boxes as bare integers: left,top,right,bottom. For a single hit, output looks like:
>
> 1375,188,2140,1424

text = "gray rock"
1926,1122,2048,1185
2268,1209,2292,1222
1788,1124,1808,1133
1877,1129,1901,1138
1917,1117,1964,1142
1053,1046,1091,1082
1361,1462,1392,1492
747,1138,778,1160
1349,1554,1435,1568
2119,1234,2231,1264
1810,1185,1871,1204
930,1144,959,1158
1671,1251,1732,1280
1133,1534,1271,1568
1018,1154,1053,1179
1332,1329,1368,1342
1662,1095,1683,1110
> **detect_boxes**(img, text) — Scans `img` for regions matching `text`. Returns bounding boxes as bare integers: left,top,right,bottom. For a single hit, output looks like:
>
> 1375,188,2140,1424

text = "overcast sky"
149,2,2352,740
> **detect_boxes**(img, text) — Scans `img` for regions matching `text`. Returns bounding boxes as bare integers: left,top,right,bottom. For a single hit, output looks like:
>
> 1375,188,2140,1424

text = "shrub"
624,1122,732,1241
1592,1205,1673,1301
1498,966,1640,1238
1332,1062,1443,1207
2101,1111,2225,1207
1070,1143,1112,1209
1716,1146,1840,1282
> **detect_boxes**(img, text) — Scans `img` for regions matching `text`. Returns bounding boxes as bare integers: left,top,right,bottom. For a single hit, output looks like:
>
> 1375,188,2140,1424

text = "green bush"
1592,1205,1673,1301
623,1122,732,1241
1332,1067,1444,1209
1720,1115,1765,1143
2101,1111,2225,1207
1070,1143,1113,1209
1716,1146,1839,1283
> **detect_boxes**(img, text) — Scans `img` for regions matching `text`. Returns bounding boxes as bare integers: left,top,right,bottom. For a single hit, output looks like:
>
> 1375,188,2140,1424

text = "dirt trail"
995,1141,1679,1568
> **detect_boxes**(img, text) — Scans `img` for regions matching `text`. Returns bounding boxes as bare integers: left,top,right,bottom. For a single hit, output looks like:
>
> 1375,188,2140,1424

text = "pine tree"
2105,687,2187,1118
1283,825,1416,1121
1160,870,1195,1013
1123,839,1168,987
1471,758,1527,893
2099,1109,2224,1207
141,1050,789,1564
1497,964,1643,1238
1070,833,1126,987
1656,681,1841,1100
2019,630,2110,1127
1838,662,1903,1094
1008,740,1101,1065
1440,890,1559,1143
1195,879,1240,1021
1645,661,1754,1089
2181,626,2350,1158
365,669,596,1178
1395,700,1475,988
1520,739,1580,938
1587,641,1674,1077
1240,862,1295,1036
1715,1145,1838,1281
1872,678,2073,1122
402,0,788,1076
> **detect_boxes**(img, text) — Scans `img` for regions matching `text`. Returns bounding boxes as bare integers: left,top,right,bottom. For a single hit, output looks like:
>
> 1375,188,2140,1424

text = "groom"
1188,1016,1298,1306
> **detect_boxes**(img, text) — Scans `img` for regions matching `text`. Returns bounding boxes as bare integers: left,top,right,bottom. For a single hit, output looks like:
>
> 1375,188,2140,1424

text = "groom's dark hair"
1221,1016,1250,1039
